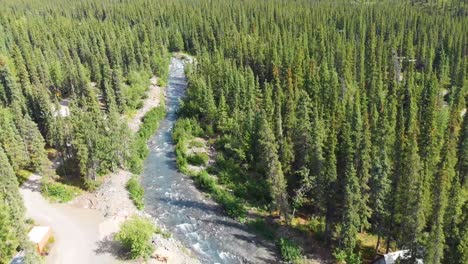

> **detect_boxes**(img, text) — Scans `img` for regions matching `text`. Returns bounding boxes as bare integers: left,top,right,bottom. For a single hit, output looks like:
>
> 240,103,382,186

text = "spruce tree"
257,111,289,220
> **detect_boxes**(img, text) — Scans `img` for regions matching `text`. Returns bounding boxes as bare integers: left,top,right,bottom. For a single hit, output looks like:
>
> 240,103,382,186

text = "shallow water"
141,58,277,264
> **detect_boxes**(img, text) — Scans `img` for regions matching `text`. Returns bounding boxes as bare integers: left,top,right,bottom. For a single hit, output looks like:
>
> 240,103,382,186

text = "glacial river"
141,57,277,264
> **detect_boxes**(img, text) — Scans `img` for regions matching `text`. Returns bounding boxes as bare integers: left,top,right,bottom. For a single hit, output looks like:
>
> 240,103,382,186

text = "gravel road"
20,174,119,264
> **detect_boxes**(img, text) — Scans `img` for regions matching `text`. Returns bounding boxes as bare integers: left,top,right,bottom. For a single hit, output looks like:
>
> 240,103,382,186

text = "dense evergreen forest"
0,0,467,263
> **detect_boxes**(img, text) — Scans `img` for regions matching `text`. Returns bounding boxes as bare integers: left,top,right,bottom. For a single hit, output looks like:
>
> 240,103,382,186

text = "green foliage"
137,106,166,139
128,106,166,174
126,175,145,210
115,216,155,260
172,118,247,218
188,140,205,148
123,71,153,111
83,178,101,191
277,238,303,263
333,249,361,264
187,152,209,166
42,180,82,203
152,52,171,86
154,226,172,239
0,200,18,263
0,146,29,263
214,190,247,218
195,171,217,192
16,170,32,186
172,118,204,142
0,0,466,262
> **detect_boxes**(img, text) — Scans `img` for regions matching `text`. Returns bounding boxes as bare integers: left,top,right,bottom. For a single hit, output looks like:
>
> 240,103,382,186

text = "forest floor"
20,76,198,264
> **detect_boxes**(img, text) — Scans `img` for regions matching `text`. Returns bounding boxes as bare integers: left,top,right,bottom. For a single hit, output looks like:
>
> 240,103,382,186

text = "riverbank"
21,70,198,264
128,76,164,133
141,57,279,263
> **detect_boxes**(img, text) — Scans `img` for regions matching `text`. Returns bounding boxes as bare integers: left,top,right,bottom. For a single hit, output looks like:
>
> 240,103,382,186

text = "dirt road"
19,74,197,264
20,174,120,264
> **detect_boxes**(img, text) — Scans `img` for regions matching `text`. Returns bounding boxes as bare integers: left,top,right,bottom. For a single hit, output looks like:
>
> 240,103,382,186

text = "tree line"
175,0,467,263
0,0,466,263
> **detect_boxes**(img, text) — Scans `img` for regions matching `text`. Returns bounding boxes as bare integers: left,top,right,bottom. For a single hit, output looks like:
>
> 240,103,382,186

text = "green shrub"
84,178,102,191
307,217,326,241
127,175,145,210
123,70,151,111
128,106,166,174
172,118,203,143
42,181,82,203
196,171,217,192
151,52,170,85
187,152,209,166
128,152,144,174
138,106,166,139
247,219,275,240
215,191,247,218
16,169,32,185
115,216,155,259
277,238,303,263
333,249,361,264
172,118,247,219
136,101,144,109
188,140,205,148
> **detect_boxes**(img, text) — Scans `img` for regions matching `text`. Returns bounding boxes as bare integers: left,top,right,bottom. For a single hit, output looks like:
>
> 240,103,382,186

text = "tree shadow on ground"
94,236,128,260
20,176,41,192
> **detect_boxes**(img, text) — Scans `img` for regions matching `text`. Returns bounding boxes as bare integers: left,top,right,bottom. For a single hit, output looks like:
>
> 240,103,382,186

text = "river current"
141,58,277,264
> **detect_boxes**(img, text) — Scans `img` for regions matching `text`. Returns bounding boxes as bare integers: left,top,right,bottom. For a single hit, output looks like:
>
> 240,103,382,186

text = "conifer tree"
257,111,289,220
0,146,26,261
426,93,462,264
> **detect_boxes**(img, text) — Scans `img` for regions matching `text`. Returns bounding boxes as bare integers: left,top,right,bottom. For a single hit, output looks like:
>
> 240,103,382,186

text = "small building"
371,250,423,264
27,226,52,254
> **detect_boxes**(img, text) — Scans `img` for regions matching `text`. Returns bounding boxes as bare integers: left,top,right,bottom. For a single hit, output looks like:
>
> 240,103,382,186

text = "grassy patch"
195,171,217,192
188,139,205,148
137,106,166,139
187,152,209,166
357,232,395,262
277,238,303,263
154,226,172,239
42,180,82,203
213,154,270,207
127,175,145,210
290,216,326,242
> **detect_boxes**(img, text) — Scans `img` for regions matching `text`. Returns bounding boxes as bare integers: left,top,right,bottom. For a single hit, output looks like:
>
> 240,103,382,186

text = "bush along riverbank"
125,104,166,210
126,174,145,210
172,117,311,262
128,105,166,174
172,118,247,219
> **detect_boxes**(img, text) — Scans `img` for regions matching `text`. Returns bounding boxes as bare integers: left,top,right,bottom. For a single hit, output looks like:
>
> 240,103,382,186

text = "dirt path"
20,75,196,264
20,174,119,264
128,76,162,133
